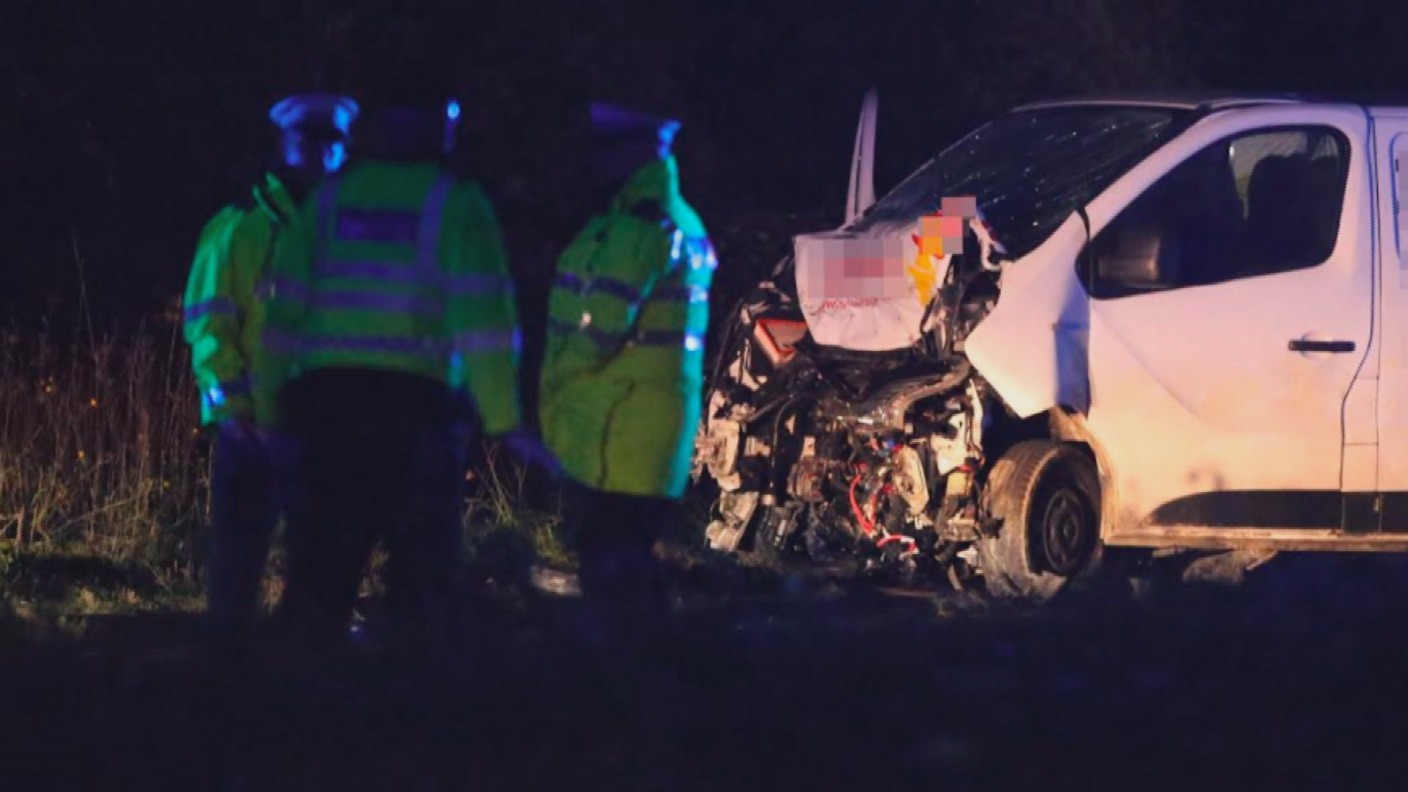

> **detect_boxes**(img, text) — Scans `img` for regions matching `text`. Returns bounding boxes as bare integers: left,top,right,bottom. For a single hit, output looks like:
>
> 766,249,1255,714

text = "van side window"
1081,126,1349,299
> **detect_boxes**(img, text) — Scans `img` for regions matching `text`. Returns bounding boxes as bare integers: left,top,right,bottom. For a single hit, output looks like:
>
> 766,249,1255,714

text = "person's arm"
444,182,524,437
183,207,253,426
569,204,676,353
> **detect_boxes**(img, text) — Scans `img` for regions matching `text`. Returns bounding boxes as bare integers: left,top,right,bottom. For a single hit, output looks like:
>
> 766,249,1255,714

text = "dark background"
5,0,1407,331
9,6,1408,786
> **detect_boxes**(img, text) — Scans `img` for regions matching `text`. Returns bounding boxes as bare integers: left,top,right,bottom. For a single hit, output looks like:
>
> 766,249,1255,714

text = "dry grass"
0,322,567,625
0,324,206,619
465,441,568,565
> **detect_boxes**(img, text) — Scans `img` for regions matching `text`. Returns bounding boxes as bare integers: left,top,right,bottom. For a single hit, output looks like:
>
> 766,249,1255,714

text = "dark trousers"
562,478,678,605
206,423,283,631
278,369,470,658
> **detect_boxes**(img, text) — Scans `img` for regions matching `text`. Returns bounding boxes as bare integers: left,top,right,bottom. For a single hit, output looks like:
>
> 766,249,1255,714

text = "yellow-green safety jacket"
539,155,717,498
259,159,523,435
182,173,297,427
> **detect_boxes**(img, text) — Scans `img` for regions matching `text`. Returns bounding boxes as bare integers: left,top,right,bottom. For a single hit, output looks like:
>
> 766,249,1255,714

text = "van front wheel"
975,440,1103,602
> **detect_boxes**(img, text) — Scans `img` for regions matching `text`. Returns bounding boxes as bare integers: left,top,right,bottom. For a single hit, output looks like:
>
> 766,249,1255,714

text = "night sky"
5,0,1407,328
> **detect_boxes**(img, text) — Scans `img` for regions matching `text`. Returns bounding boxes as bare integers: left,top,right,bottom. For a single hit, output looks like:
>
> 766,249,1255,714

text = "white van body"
965,97,1407,549
692,94,1408,598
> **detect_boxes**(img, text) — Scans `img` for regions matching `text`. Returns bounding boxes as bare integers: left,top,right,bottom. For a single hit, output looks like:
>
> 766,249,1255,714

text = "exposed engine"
692,223,1008,588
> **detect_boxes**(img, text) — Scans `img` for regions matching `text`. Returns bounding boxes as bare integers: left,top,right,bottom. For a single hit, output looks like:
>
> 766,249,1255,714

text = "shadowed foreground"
3,553,1408,790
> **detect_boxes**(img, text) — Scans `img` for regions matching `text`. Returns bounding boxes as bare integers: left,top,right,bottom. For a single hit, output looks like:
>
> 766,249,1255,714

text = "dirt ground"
3,550,1408,791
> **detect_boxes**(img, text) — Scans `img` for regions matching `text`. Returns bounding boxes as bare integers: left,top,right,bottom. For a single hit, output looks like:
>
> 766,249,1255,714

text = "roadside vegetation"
0,322,572,633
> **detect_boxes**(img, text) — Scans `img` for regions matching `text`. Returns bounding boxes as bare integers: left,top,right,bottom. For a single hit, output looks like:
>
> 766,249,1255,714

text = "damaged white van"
691,92,1408,599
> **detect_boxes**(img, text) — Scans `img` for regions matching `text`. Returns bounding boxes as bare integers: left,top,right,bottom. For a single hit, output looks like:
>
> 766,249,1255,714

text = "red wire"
876,534,917,549
848,474,874,536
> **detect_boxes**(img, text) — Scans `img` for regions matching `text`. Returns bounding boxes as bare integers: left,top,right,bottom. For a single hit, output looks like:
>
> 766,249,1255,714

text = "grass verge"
0,324,584,634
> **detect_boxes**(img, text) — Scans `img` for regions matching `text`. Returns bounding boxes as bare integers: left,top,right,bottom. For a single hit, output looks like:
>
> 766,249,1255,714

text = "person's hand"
501,429,564,479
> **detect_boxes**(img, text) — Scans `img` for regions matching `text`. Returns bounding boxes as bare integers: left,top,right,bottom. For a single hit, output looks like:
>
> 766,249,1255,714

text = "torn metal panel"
963,220,1091,419
705,491,760,552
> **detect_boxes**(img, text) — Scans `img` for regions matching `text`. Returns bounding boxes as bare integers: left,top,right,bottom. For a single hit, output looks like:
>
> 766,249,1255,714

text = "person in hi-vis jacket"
182,93,358,643
539,102,717,610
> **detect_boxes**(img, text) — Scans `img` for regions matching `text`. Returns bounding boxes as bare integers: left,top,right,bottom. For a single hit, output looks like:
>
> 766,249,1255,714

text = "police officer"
539,102,717,611
182,93,358,642
263,95,551,659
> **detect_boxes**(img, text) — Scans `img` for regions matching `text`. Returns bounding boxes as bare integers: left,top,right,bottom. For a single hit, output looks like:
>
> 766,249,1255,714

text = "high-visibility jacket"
183,173,298,427
260,159,523,435
539,155,717,498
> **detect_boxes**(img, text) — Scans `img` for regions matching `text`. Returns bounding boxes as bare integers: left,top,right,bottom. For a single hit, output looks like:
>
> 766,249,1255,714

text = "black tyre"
975,440,1103,601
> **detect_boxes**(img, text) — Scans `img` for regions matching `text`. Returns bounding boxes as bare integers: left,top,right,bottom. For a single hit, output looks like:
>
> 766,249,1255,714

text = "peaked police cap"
269,94,360,138
589,101,681,150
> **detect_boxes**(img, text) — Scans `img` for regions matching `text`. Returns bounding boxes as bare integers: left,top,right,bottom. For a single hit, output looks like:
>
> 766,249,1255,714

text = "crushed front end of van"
691,100,1196,599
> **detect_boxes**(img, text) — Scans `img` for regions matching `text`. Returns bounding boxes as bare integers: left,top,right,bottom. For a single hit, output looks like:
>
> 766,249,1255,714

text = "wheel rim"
1041,488,1094,576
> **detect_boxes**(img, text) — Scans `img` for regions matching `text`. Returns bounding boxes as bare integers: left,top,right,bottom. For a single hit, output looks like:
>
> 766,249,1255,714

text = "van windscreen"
849,106,1193,259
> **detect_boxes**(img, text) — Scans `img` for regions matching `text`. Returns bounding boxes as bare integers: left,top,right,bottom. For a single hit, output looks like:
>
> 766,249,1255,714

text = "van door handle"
1288,339,1355,353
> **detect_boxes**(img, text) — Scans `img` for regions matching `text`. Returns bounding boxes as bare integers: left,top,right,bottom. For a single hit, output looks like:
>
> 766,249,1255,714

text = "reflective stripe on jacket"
262,160,523,435
539,155,716,498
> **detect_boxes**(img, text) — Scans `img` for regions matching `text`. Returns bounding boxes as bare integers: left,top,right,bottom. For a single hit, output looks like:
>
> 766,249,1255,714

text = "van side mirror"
1094,223,1182,289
